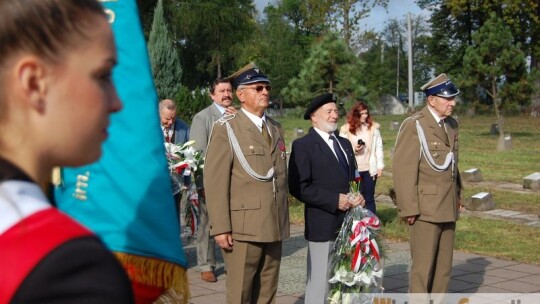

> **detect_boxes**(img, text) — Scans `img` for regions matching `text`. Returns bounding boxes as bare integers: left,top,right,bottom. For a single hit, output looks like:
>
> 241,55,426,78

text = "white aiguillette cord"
415,120,455,179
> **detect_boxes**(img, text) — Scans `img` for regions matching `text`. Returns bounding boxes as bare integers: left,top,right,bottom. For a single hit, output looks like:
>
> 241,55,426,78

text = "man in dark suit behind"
288,93,365,303
159,99,190,224
159,99,189,145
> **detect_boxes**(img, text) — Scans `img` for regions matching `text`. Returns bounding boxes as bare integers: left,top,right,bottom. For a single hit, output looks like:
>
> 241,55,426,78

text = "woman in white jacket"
340,101,384,214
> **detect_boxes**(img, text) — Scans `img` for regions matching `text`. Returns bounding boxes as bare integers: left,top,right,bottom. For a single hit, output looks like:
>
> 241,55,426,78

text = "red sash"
0,208,92,303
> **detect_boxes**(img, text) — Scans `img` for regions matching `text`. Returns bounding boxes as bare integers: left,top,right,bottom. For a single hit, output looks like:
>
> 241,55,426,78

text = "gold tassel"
114,252,190,303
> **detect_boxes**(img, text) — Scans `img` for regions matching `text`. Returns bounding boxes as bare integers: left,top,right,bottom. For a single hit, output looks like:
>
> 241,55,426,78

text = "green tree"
418,0,540,109
175,87,209,121
148,0,182,100
462,13,529,150
282,32,366,107
169,0,256,87
328,0,388,48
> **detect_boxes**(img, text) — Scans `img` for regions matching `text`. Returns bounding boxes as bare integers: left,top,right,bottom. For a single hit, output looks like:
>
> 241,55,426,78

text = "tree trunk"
492,80,509,151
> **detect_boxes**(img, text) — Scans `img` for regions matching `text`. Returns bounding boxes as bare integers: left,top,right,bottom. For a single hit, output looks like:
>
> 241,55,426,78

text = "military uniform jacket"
204,110,290,242
393,106,463,223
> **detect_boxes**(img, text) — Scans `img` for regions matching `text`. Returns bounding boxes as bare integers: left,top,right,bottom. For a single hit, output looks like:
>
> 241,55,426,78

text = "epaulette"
446,116,459,128
216,113,236,125
409,112,423,121
400,111,423,126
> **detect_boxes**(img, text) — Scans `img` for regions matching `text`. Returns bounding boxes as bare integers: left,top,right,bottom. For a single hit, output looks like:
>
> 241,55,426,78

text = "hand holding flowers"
328,178,384,304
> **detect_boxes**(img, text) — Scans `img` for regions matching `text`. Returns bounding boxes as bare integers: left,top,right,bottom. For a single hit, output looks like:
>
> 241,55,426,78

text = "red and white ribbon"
349,215,381,272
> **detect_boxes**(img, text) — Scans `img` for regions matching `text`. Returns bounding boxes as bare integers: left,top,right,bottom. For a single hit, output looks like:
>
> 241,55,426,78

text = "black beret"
303,93,337,120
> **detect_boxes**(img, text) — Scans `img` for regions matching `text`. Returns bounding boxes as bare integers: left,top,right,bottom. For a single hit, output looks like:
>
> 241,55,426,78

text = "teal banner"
55,0,186,268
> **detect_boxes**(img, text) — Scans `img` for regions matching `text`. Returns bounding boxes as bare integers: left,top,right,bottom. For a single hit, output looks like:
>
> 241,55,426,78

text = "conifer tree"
148,0,182,101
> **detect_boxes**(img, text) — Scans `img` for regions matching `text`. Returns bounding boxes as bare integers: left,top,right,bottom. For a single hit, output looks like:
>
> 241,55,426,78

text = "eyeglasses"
243,85,272,93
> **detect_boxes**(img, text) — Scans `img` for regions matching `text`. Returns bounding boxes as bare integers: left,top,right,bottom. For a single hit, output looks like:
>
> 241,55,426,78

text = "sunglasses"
244,85,272,92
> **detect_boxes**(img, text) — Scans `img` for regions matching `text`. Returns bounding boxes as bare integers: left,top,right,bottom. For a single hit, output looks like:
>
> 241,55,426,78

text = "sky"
254,0,429,32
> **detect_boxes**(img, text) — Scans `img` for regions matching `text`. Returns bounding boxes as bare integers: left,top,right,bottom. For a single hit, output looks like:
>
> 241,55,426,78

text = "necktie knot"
330,135,348,175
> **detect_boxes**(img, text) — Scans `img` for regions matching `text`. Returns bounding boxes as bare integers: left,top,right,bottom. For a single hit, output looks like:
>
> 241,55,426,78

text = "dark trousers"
359,170,377,215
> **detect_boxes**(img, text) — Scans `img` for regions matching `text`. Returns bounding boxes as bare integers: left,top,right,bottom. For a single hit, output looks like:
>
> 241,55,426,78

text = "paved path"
183,224,540,303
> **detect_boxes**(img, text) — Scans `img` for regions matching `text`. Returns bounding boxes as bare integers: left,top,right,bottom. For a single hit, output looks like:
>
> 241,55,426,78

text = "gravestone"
490,124,499,135
523,172,540,190
497,135,512,151
390,121,400,131
464,192,496,211
462,168,484,182
295,128,304,139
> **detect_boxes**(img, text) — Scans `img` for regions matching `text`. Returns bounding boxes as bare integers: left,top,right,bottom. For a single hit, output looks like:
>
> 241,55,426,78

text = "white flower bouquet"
164,140,204,237
328,182,385,303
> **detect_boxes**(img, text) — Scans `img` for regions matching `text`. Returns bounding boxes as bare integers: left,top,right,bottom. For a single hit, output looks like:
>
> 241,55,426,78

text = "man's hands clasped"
338,193,366,212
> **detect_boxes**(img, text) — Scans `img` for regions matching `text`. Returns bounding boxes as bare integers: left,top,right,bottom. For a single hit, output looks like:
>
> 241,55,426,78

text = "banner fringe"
114,252,190,303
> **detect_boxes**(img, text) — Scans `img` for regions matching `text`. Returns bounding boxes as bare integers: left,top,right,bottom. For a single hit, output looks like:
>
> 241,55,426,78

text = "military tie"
262,120,271,145
330,135,348,175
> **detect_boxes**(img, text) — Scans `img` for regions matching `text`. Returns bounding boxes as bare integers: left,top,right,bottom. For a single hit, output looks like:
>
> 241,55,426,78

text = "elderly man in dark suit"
189,78,236,283
204,64,289,303
288,93,365,303
159,99,190,226
393,73,463,295
159,99,189,145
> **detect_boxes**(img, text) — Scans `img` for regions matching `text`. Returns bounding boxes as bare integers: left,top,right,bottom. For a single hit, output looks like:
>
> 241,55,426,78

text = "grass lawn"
280,112,540,264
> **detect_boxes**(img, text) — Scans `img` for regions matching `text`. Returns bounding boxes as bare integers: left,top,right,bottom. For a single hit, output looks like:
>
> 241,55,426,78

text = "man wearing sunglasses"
204,64,289,303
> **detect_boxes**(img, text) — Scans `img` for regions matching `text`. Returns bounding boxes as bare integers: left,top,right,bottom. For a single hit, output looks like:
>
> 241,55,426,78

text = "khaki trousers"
409,220,455,293
222,240,282,304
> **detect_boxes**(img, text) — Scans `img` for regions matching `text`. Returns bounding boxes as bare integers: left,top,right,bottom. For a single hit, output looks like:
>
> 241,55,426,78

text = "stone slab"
294,128,305,139
523,172,540,190
390,121,400,130
464,192,496,211
463,168,484,182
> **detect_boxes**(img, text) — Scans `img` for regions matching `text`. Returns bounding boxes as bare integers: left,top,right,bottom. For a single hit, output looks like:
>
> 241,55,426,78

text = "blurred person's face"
359,109,369,123
311,102,339,133
211,82,233,108
236,82,271,117
160,108,176,128
43,16,121,166
428,95,456,119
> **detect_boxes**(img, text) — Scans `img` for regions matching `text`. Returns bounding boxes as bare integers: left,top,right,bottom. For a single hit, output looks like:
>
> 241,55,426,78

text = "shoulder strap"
0,209,92,303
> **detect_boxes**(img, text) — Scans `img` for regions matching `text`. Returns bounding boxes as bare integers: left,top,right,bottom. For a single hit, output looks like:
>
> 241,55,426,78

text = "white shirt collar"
241,108,267,131
0,181,51,234
427,105,444,124
313,127,332,141
213,102,226,115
